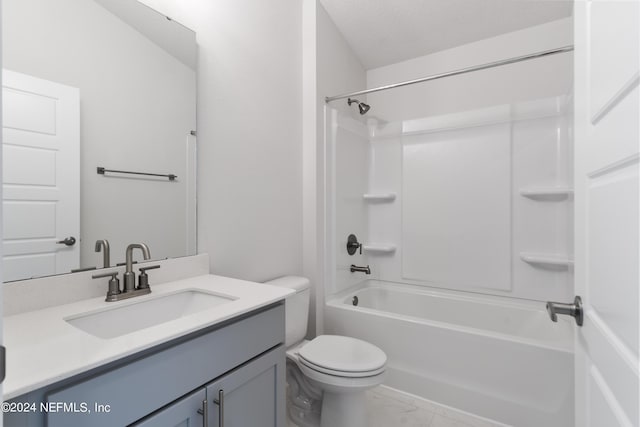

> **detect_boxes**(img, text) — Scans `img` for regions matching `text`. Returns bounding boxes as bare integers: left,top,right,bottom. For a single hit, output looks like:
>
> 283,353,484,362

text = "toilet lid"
298,335,387,374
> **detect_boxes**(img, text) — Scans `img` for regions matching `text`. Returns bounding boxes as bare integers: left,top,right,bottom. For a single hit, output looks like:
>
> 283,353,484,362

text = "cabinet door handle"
213,389,224,427
197,399,209,427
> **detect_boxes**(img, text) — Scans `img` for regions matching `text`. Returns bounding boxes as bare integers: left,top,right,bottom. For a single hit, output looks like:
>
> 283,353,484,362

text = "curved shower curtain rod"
325,45,574,103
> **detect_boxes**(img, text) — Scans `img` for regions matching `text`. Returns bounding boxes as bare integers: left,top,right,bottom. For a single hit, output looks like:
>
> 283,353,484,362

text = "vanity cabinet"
134,346,283,427
132,388,207,427
204,345,282,427
5,303,286,427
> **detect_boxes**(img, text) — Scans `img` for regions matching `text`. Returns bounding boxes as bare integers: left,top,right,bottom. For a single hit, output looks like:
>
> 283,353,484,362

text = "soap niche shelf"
363,193,396,203
519,187,574,201
520,252,573,269
362,244,397,255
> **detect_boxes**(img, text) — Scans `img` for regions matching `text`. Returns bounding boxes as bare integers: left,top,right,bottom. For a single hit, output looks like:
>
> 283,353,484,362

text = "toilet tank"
264,276,310,347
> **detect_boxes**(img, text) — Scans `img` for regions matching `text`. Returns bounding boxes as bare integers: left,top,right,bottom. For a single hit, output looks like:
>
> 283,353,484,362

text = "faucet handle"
137,265,160,290
92,271,118,280
347,234,362,255
92,271,121,301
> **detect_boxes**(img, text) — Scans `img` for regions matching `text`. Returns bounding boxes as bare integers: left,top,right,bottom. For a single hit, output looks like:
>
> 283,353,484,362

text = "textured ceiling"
319,0,573,69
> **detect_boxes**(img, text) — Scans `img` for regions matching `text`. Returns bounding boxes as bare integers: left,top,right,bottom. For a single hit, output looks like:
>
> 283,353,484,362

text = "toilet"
265,276,386,427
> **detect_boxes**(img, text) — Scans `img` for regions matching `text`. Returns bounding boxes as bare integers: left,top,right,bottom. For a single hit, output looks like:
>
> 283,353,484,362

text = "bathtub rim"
326,279,574,353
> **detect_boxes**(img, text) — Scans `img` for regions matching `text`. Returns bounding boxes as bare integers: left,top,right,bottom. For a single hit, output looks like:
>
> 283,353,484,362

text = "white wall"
3,0,196,267
0,2,4,412
316,4,367,118
138,0,304,282
303,0,367,334
367,18,573,122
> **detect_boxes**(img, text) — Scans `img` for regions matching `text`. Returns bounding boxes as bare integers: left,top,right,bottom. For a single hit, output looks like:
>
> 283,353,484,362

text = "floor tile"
366,387,434,427
430,413,478,427
371,386,508,427
286,385,507,427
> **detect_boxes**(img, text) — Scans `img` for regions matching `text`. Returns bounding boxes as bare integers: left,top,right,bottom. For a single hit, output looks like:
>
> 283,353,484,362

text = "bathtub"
324,280,574,427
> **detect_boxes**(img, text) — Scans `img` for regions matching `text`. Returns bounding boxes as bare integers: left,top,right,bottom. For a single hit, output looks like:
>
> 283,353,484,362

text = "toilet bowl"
265,276,387,427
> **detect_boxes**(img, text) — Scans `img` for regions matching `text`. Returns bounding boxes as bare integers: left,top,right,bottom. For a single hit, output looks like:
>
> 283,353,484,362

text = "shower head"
348,98,371,115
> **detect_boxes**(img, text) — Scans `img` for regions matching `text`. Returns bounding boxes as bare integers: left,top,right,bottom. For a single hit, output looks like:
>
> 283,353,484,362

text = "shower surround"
324,94,574,426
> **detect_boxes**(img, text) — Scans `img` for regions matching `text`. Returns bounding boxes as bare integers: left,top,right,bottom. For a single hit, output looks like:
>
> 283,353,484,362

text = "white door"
574,1,639,426
2,70,80,281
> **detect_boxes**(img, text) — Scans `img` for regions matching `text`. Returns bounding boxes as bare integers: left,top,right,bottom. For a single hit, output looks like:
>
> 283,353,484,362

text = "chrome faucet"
123,243,151,292
95,239,111,268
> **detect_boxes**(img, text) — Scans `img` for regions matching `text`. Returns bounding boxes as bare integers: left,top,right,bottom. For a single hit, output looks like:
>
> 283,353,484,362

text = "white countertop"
3,274,293,400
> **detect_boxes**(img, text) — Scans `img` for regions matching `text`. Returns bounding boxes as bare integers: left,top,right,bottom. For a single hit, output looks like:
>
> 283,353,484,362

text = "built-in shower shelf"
519,187,574,200
362,244,397,254
520,252,574,268
363,193,396,202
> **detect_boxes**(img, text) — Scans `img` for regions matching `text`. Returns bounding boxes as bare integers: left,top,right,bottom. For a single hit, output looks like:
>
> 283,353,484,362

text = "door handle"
213,390,224,427
56,236,76,246
546,296,583,326
197,399,209,427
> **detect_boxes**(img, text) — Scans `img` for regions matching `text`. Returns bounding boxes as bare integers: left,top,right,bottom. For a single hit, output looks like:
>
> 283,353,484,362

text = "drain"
352,296,359,306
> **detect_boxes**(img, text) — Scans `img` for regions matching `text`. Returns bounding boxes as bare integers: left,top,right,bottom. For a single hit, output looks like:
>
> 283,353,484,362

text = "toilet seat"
298,356,386,378
297,335,387,378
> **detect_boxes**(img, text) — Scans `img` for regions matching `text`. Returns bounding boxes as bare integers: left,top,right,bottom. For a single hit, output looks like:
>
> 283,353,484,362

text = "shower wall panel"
365,97,573,302
402,124,512,291
332,114,371,294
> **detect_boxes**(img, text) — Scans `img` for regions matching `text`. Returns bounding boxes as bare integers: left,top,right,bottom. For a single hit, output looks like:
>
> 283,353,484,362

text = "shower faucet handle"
347,234,362,255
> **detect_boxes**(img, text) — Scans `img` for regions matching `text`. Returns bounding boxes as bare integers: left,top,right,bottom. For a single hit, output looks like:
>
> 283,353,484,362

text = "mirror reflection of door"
2,70,80,281
2,0,197,278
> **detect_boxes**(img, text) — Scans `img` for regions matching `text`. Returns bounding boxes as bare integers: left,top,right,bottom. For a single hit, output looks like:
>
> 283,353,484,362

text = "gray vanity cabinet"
132,388,207,427
205,345,285,427
5,303,285,427
133,346,285,427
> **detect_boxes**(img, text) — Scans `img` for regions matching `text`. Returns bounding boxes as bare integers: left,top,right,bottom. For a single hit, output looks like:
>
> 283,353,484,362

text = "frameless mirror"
2,0,197,282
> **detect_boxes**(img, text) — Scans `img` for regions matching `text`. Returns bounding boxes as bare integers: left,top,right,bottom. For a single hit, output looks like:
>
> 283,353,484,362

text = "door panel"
588,365,633,426
587,163,639,354
3,144,56,185
2,70,80,281
574,1,640,426
589,0,639,119
3,87,57,134
206,347,285,427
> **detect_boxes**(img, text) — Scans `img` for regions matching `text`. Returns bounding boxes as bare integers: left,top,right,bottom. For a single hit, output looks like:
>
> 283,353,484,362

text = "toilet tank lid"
264,276,310,293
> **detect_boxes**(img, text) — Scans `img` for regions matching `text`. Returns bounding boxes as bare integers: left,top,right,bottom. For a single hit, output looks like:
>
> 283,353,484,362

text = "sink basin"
65,289,235,339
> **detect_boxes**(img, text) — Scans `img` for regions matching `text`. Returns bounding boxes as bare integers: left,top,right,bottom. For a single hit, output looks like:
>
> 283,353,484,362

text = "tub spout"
350,264,371,275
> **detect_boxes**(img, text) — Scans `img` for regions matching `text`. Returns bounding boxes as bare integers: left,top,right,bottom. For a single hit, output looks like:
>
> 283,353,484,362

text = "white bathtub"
325,280,574,427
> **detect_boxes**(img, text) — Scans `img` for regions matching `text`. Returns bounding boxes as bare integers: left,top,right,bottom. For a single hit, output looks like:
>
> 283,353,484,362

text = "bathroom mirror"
2,0,197,282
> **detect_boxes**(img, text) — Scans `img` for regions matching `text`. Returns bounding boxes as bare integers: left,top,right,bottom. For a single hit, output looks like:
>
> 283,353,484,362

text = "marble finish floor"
288,385,510,427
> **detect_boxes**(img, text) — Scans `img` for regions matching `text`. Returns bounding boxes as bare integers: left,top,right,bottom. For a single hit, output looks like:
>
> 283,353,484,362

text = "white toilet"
265,276,386,427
